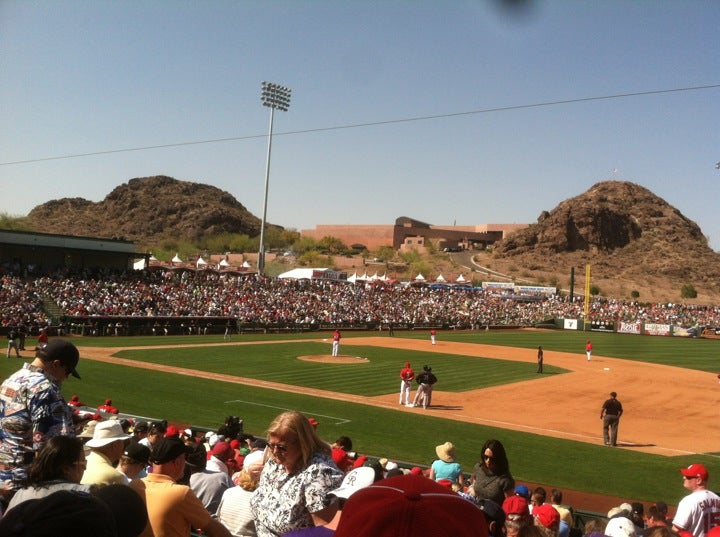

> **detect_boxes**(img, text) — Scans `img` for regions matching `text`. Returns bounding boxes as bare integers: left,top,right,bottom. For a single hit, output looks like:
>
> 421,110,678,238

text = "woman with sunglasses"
470,438,515,506
250,411,343,537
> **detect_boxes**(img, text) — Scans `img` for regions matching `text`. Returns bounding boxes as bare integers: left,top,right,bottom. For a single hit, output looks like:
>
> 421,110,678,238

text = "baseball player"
430,329,437,345
585,340,592,361
331,329,341,357
399,362,415,405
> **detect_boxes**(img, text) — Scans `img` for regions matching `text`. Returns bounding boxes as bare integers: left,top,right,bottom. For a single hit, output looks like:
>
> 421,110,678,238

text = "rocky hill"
22,175,265,243
15,176,720,303
489,181,720,303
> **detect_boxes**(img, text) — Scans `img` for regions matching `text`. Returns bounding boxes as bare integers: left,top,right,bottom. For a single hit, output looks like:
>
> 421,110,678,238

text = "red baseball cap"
503,495,531,518
533,503,560,529
335,474,488,537
680,463,709,481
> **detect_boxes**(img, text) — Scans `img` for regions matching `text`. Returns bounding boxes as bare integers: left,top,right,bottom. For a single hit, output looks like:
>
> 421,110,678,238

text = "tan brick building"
301,217,527,251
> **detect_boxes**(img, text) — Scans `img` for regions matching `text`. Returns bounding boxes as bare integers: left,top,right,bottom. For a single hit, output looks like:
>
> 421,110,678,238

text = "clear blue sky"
2,1,719,249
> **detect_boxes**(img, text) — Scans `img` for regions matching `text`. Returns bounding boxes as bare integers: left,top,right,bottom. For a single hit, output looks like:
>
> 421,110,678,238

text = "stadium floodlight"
257,81,292,276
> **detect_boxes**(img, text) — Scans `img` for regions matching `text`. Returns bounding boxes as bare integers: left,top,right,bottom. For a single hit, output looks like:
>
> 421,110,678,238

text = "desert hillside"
15,176,720,304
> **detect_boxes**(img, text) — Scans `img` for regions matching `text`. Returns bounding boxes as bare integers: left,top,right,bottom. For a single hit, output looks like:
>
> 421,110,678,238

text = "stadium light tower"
257,81,292,276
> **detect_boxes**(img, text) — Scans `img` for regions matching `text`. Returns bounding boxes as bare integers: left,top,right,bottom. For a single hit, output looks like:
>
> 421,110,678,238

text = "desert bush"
680,284,697,299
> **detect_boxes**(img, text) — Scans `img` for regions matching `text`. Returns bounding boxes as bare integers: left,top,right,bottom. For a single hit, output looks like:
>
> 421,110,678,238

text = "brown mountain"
17,176,720,303
23,175,264,243
489,181,720,303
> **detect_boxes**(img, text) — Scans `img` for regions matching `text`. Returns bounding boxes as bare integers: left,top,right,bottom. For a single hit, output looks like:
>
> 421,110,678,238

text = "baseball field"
5,329,718,513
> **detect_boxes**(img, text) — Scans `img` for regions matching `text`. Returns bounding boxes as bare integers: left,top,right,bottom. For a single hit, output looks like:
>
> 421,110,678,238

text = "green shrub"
680,284,697,298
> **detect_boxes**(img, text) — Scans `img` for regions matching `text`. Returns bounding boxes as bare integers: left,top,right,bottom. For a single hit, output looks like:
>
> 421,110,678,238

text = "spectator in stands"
118,442,151,484
284,466,378,536
333,473,488,537
81,420,131,486
186,442,232,515
582,518,607,537
207,441,235,476
503,495,533,537
471,439,515,505
531,486,547,509
93,483,150,537
606,514,636,537
630,502,645,536
646,503,670,527
0,489,118,537
217,460,264,537
130,436,232,537
550,488,574,528
78,419,100,445
138,421,166,449
0,339,81,492
429,441,465,488
672,464,720,537
250,410,343,537
131,421,150,444
477,498,506,537
533,502,561,537
330,436,356,473
5,436,91,512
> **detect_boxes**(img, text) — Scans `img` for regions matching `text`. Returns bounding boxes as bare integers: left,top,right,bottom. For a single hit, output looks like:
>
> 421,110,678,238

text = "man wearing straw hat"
81,420,131,486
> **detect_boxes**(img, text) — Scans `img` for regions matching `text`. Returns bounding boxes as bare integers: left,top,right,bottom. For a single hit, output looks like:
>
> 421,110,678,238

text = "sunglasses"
268,442,290,453
483,455,495,461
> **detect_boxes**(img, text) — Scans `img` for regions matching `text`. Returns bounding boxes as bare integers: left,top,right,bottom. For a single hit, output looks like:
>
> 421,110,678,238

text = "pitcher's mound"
299,355,369,364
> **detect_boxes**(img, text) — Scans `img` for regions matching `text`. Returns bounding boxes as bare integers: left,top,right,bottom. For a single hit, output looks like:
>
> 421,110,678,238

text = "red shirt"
400,366,415,382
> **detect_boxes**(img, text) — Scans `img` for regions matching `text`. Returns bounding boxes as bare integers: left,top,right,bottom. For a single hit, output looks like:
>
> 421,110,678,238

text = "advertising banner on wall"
644,323,671,336
617,321,642,335
590,321,615,332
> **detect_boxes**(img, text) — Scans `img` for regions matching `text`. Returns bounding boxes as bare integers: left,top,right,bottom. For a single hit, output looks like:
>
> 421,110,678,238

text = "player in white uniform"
672,463,720,537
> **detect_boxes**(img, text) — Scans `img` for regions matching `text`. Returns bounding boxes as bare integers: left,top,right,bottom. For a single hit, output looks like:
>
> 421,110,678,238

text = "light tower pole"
258,81,292,276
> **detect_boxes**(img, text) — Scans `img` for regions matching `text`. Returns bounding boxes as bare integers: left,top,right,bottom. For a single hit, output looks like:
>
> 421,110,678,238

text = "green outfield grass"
4,330,718,507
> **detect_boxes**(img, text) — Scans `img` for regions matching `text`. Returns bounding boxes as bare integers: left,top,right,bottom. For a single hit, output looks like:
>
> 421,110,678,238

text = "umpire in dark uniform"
600,391,623,446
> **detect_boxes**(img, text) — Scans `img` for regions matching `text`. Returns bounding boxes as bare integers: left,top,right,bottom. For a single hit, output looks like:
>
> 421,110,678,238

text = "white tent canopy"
436,274,446,282
456,274,466,282
278,268,327,280
219,259,230,267
171,254,182,263
196,257,207,266
415,273,425,281
242,261,251,268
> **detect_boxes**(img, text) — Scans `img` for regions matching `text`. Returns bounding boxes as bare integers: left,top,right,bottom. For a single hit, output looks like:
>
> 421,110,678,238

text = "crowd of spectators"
2,268,720,332
4,403,715,537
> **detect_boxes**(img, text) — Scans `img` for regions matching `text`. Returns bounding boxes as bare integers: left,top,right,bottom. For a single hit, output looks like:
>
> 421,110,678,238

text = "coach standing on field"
600,391,623,446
